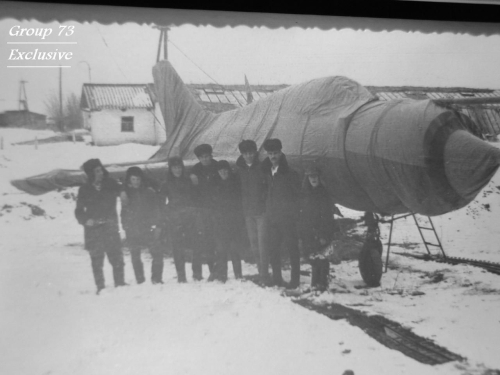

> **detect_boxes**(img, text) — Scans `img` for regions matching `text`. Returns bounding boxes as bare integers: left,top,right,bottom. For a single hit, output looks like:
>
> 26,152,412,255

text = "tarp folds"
150,60,376,163
151,60,500,216
10,60,500,217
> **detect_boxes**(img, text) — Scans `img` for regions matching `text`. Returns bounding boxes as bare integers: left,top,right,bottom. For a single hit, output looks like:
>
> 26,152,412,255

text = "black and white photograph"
1,2,500,374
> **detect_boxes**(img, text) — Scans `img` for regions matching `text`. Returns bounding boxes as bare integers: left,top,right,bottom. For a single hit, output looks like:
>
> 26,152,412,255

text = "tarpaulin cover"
11,60,500,216
150,60,500,216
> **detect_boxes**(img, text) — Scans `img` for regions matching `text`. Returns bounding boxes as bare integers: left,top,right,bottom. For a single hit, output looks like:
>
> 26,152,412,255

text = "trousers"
87,224,125,289
264,215,300,287
245,215,269,282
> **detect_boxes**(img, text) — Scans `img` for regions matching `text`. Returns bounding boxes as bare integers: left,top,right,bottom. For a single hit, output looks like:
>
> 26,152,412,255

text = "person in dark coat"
236,140,269,284
120,167,163,285
75,158,125,294
158,156,198,283
189,144,219,280
211,160,244,282
298,166,336,291
261,139,301,288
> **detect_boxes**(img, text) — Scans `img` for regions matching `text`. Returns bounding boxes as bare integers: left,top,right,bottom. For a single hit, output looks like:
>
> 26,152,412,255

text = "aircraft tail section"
152,60,210,140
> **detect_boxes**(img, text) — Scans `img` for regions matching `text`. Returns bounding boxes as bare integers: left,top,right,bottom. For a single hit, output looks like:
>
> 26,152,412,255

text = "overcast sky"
1,7,500,115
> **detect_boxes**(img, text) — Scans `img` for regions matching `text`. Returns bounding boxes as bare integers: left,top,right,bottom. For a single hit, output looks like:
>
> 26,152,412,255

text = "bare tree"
44,91,83,132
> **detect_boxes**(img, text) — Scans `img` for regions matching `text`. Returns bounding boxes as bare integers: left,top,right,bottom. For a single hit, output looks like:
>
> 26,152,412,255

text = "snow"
1,128,500,375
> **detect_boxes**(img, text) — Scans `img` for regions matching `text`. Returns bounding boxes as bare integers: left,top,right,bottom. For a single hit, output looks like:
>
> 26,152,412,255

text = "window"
121,116,134,132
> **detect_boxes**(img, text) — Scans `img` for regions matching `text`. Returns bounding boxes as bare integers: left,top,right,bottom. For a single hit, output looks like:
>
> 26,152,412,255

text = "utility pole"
79,60,92,83
18,80,29,111
18,80,34,127
153,25,170,62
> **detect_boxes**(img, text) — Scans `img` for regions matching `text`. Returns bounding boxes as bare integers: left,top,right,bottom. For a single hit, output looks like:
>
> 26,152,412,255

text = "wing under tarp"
10,161,168,196
151,60,500,216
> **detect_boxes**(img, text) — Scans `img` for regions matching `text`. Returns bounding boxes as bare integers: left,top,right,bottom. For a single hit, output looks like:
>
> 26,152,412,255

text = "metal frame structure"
381,214,447,272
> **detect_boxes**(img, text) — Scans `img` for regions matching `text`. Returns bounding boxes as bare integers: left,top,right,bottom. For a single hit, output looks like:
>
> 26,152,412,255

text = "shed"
80,84,166,146
0,100,47,128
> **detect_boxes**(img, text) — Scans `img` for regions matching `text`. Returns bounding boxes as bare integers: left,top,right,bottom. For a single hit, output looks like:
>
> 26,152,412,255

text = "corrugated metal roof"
185,83,288,110
81,84,154,111
366,87,500,136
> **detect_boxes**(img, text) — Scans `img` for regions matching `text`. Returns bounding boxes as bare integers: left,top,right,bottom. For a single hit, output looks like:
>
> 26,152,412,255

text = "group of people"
75,138,339,295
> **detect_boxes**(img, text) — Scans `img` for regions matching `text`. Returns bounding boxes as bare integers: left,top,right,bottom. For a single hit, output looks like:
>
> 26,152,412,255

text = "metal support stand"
412,215,447,259
381,213,446,272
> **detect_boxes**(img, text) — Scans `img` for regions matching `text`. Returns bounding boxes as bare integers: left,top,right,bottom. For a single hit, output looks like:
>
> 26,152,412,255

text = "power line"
168,39,245,107
95,25,129,82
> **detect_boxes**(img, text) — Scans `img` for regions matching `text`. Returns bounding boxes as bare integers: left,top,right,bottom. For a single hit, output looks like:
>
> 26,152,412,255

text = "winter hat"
304,165,322,176
125,166,144,182
238,139,257,153
168,156,184,168
82,158,103,177
217,160,231,171
194,144,213,157
263,138,282,152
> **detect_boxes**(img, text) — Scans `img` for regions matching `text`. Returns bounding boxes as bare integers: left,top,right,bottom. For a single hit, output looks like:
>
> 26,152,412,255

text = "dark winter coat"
190,159,220,210
298,183,336,256
261,154,300,221
236,155,267,216
213,172,244,240
156,167,198,244
159,174,196,212
121,186,161,244
75,177,122,250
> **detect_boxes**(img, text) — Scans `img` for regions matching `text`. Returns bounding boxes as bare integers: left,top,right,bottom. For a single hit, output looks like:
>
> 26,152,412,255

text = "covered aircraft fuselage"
151,61,500,216
11,60,500,217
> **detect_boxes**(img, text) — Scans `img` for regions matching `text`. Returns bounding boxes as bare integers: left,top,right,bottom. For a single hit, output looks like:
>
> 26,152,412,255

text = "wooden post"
0,136,3,150
72,133,76,143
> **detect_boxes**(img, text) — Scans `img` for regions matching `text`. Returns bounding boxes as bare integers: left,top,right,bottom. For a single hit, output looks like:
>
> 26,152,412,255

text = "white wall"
88,108,165,146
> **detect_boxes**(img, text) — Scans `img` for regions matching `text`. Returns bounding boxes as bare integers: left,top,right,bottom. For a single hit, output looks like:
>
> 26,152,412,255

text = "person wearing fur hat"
211,160,244,282
75,158,126,294
189,144,219,280
121,167,163,285
261,139,301,288
298,165,337,291
158,156,198,283
236,139,269,284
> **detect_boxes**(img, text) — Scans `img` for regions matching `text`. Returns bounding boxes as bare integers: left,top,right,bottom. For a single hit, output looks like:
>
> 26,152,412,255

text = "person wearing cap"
189,144,219,280
261,138,301,288
75,158,126,294
158,156,198,283
121,167,163,285
211,160,244,282
298,165,337,291
235,139,269,284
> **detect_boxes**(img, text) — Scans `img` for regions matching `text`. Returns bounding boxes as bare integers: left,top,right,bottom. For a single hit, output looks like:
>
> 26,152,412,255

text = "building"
81,81,500,146
80,84,166,146
366,86,500,138
0,100,47,128
187,83,500,138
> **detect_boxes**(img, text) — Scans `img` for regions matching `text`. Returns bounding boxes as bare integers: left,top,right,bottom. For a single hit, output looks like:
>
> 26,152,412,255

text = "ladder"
383,213,447,272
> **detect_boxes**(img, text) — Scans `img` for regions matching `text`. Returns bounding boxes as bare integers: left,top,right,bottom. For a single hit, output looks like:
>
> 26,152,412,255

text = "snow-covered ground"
1,128,499,375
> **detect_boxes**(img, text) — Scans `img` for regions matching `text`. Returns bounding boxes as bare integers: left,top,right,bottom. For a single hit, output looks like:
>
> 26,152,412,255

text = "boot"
319,259,330,291
310,259,320,288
